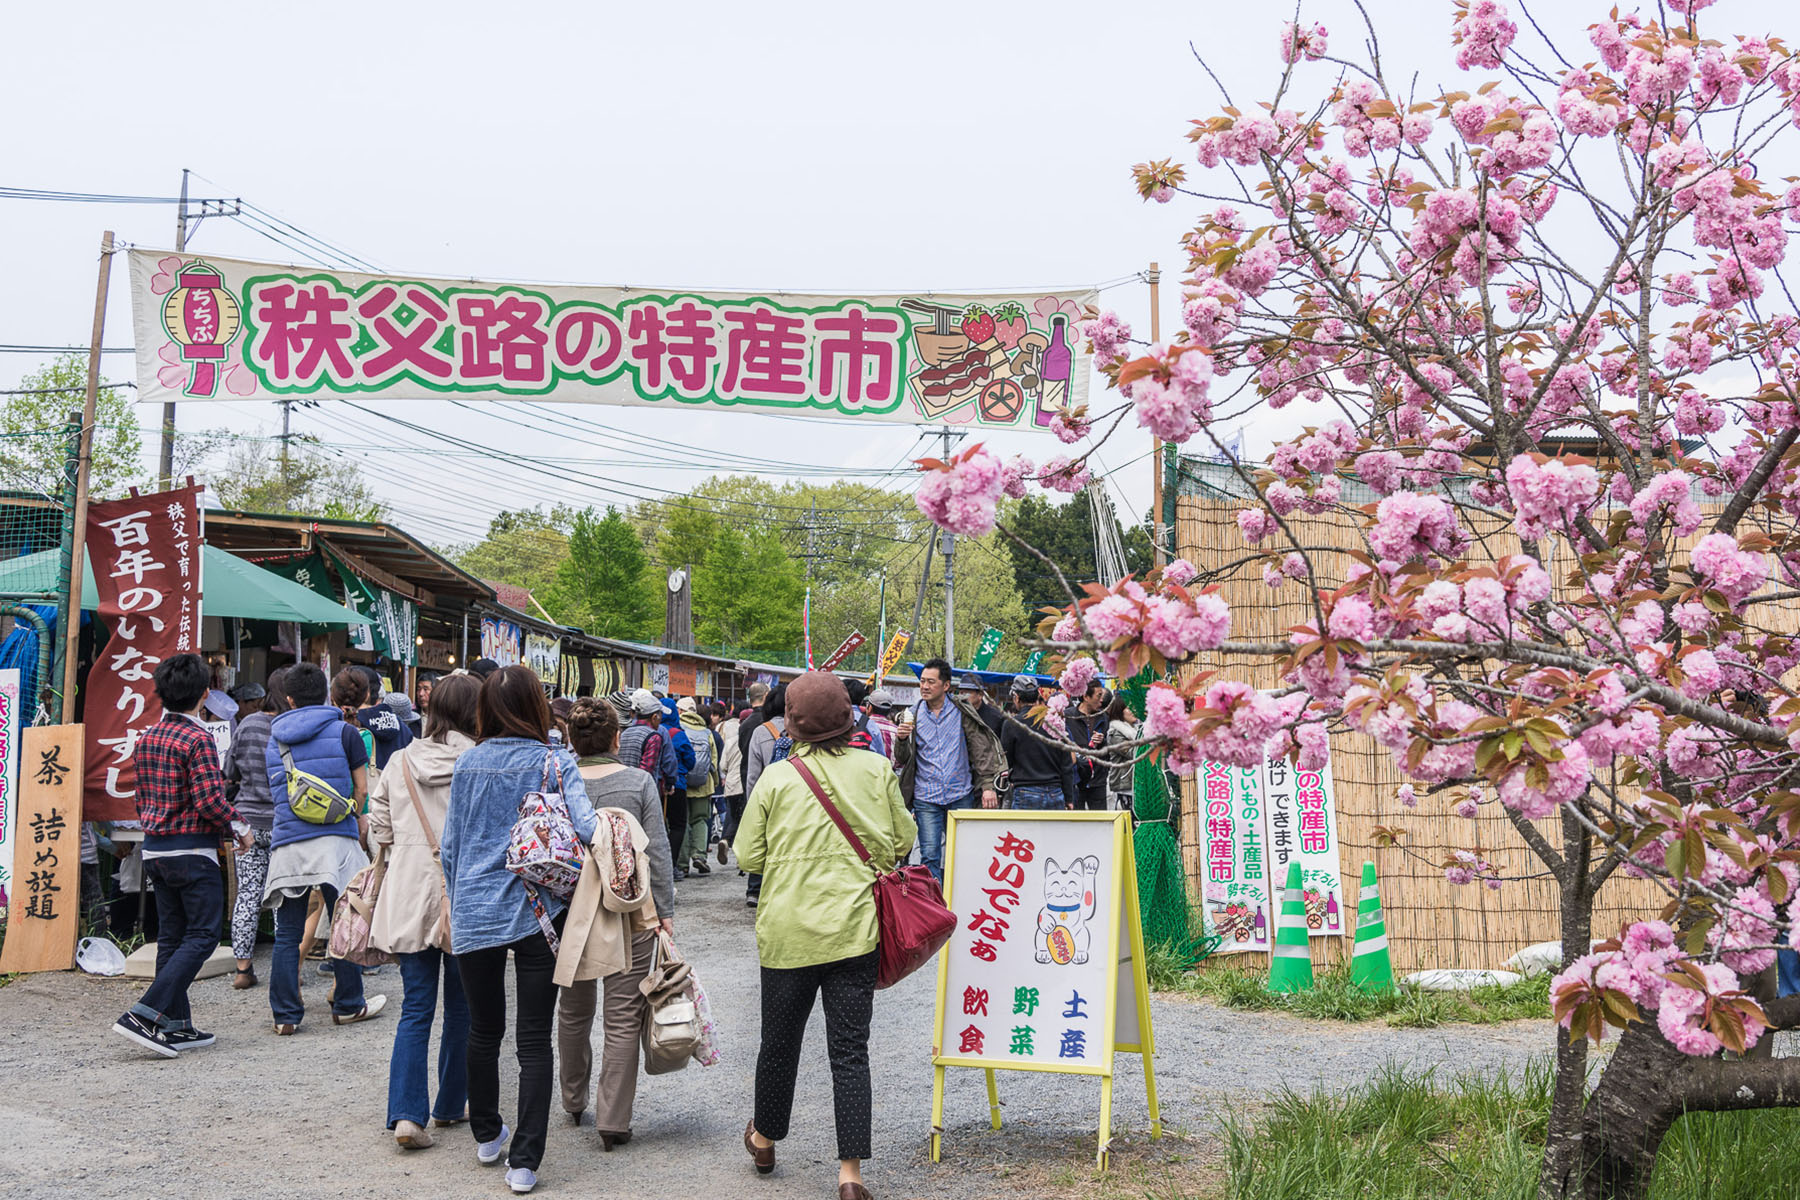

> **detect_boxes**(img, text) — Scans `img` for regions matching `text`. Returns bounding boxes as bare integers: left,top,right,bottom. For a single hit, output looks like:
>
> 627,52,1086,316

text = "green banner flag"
331,558,388,657
1021,649,1046,674
969,626,1004,671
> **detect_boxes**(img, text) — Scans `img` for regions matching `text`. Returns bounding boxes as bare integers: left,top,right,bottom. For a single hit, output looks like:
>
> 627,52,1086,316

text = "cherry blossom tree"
916,3,1800,1196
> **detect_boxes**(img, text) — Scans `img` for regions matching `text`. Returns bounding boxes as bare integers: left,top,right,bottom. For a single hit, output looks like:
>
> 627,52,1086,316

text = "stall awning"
0,544,371,624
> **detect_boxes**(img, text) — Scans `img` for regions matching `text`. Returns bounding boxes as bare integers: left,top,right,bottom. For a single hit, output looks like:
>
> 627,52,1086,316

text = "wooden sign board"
0,724,85,973
930,810,1160,1168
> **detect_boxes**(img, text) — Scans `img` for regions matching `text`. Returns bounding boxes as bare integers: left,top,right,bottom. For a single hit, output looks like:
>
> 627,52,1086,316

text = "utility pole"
157,171,189,489
1147,261,1166,565
876,570,887,664
934,426,964,664
62,231,116,720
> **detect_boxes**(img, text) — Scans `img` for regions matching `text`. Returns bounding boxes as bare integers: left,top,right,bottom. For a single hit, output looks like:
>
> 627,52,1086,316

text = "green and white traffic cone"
1350,860,1394,993
1267,861,1314,993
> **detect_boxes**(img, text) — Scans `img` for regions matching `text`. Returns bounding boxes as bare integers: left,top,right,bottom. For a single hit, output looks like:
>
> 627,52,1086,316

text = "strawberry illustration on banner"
820,631,867,672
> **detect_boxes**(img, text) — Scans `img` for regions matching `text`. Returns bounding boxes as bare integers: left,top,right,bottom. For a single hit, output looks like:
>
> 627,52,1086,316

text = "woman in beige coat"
369,673,480,1150
555,697,676,1150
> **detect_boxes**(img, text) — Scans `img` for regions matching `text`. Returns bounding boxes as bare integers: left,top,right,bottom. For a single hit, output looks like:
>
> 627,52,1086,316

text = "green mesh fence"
1120,671,1221,968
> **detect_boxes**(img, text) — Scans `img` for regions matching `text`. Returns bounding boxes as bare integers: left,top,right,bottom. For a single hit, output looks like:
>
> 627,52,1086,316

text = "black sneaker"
746,896,758,909
691,859,712,876
164,1027,216,1051
111,1012,179,1059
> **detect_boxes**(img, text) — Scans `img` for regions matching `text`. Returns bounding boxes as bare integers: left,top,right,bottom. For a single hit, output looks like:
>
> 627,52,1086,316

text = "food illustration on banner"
900,297,1082,425
1034,855,1099,966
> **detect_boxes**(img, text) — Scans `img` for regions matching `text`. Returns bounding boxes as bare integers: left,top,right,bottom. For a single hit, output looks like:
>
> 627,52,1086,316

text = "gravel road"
0,861,1555,1200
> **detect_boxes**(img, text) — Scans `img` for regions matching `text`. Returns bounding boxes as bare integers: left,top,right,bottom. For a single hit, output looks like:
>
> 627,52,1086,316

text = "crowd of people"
104,650,1139,1199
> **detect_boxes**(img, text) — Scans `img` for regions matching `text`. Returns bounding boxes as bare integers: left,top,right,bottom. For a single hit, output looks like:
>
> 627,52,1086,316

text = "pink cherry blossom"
915,446,1004,536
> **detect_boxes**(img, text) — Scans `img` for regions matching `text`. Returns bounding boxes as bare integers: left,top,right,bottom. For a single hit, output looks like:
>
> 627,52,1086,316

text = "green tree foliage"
210,437,387,522
544,507,658,640
451,505,573,598
1006,490,1153,620
0,353,141,497
693,523,805,651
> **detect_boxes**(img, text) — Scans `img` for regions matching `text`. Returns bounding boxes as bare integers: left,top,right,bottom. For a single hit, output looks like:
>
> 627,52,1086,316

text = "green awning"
0,544,372,625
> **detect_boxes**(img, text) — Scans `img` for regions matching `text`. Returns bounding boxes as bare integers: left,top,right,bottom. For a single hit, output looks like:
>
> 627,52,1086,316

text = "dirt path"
0,864,1555,1200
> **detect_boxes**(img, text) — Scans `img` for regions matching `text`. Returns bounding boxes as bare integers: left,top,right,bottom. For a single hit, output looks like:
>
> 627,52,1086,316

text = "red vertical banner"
83,484,204,822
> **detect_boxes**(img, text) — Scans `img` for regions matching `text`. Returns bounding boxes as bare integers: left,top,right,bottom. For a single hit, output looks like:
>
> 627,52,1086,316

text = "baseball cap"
677,696,697,714
1009,674,1040,697
867,689,897,712
629,688,662,717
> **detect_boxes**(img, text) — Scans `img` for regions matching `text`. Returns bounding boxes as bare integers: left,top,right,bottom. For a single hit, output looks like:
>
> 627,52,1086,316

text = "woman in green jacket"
736,671,916,1200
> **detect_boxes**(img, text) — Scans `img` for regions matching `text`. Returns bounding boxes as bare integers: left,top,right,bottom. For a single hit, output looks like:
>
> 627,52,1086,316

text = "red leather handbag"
789,757,957,988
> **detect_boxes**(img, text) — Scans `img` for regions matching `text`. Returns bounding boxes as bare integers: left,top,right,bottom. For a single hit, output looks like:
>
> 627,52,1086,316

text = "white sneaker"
477,1124,510,1165
506,1167,537,1194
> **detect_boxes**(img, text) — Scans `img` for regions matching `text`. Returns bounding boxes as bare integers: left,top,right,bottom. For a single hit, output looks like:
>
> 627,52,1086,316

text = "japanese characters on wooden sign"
0,725,84,972
83,485,203,823
931,811,1161,1168
129,251,1096,432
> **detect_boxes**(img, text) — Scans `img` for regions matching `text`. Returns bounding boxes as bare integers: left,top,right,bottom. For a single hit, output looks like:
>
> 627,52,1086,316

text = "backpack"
687,726,713,787
769,724,794,765
637,729,665,779
504,749,586,951
848,711,873,752
277,743,357,825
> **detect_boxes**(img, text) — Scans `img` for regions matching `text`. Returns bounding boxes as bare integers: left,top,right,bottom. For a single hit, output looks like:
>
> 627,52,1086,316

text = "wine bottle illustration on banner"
1035,314,1073,426
1325,891,1340,931
1252,904,1268,946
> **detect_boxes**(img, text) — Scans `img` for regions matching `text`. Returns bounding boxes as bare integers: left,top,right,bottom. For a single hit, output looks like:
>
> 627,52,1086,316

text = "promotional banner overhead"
129,251,1096,432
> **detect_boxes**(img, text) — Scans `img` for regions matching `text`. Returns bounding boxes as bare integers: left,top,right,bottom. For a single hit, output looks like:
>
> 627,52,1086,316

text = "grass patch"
1210,1060,1800,1200
1152,957,1551,1026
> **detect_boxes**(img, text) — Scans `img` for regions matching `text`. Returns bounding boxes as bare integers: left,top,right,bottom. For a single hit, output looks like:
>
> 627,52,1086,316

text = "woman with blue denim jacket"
443,666,598,1196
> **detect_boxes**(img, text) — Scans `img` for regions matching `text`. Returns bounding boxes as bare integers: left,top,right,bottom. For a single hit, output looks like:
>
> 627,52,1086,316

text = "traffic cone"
1267,862,1314,993
1350,860,1395,993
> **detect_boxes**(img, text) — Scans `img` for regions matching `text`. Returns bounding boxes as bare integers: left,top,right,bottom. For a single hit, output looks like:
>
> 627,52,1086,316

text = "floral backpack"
505,749,586,951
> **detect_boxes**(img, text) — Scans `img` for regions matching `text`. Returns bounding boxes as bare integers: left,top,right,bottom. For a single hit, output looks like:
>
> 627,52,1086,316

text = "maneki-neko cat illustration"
1035,855,1100,965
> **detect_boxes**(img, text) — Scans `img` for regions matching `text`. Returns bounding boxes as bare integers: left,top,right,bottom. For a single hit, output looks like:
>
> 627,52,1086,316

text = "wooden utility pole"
63,231,116,716
1147,261,1165,565
157,171,188,488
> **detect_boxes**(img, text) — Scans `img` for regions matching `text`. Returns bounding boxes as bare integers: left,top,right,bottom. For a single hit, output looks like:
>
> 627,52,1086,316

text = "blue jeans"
1012,783,1067,811
129,854,224,1032
387,948,470,1128
1779,948,1800,998
270,884,365,1025
915,791,977,883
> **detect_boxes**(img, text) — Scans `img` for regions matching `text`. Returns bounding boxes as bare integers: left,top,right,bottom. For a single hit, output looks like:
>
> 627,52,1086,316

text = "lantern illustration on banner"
159,260,242,398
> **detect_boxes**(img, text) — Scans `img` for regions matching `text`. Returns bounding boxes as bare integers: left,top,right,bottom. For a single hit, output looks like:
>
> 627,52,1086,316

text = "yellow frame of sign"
928,810,1161,1169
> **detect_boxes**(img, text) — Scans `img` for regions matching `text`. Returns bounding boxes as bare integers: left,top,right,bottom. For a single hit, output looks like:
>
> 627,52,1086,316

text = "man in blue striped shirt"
893,658,1004,882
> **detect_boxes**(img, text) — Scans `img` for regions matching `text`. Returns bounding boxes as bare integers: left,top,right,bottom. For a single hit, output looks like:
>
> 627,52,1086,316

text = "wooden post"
1147,262,1165,565
61,232,116,718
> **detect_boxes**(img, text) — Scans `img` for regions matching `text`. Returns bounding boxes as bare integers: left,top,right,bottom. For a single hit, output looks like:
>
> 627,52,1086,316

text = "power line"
0,185,237,206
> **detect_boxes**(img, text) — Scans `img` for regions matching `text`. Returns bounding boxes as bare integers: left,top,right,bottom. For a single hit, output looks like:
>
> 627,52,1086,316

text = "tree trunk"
1539,814,1594,1200
1570,1007,1800,1200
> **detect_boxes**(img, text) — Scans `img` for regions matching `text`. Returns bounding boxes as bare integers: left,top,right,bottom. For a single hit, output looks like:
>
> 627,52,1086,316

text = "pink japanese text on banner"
128,251,1097,433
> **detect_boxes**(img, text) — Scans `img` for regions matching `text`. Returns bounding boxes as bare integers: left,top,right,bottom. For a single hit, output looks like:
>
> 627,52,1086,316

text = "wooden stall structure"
1171,454,1800,975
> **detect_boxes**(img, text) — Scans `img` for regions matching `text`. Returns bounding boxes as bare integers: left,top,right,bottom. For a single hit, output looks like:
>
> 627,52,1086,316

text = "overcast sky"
1,0,1719,548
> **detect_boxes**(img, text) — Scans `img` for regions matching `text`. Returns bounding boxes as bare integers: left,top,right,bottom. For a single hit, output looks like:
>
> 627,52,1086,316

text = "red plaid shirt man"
135,713,236,839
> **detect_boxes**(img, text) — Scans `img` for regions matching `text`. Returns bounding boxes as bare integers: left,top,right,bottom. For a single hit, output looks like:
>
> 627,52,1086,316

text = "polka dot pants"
754,949,877,1161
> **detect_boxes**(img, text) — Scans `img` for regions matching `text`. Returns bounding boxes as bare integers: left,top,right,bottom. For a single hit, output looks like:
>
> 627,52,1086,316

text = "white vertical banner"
1261,754,1346,938
1199,760,1273,954
0,668,19,905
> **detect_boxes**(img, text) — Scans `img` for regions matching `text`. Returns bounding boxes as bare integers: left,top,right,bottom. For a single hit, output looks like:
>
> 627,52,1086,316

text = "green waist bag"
278,743,356,825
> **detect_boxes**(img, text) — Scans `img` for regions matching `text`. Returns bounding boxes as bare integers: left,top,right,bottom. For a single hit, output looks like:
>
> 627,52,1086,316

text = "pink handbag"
328,846,393,968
